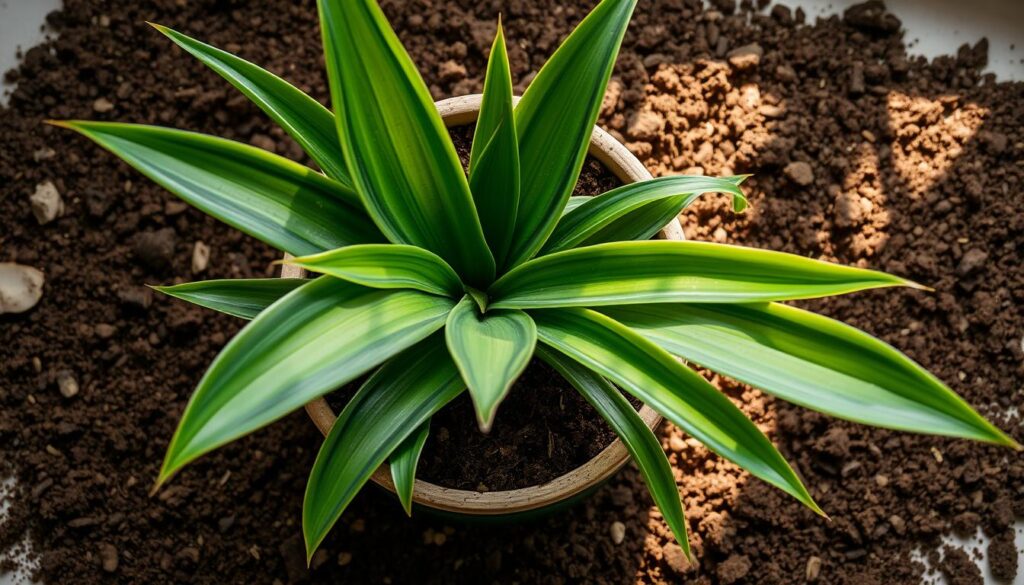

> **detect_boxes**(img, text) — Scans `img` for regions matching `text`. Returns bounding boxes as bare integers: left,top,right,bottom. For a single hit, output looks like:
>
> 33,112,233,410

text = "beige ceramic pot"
282,94,685,518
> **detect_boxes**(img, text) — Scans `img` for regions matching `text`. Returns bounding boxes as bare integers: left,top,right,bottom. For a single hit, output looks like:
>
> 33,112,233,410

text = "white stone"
29,181,64,224
0,263,44,314
192,241,210,274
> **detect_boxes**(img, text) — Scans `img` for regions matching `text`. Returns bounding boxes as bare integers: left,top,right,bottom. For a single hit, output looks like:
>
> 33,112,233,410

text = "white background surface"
1,1,1021,583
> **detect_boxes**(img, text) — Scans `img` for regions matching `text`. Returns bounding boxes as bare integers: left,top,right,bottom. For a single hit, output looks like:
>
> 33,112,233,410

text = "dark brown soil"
328,358,637,492
1,0,1021,584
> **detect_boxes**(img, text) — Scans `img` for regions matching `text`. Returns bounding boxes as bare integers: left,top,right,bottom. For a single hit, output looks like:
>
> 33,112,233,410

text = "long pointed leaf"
154,278,308,320
542,176,748,254
490,240,921,309
151,24,352,186
304,336,463,557
390,419,431,516
506,0,638,268
562,196,591,216
602,303,1019,448
533,308,822,515
538,347,690,556
318,0,495,286
469,19,520,264
285,244,463,298
158,278,454,484
53,122,383,256
445,297,536,431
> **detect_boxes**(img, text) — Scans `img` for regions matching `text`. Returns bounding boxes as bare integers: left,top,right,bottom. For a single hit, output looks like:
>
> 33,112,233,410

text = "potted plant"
52,0,1017,563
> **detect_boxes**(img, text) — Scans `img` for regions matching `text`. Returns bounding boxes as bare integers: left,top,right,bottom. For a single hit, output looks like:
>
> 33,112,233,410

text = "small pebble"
610,521,626,544
99,543,119,572
29,181,64,224
784,161,815,186
0,263,45,314
133,228,177,270
727,43,763,69
192,241,210,274
337,551,353,566
956,248,988,276
93,97,115,113
56,370,79,398
669,435,687,452
33,147,56,162
805,555,822,581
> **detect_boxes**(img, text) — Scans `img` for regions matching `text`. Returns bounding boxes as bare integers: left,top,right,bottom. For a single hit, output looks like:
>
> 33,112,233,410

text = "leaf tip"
152,465,175,496
476,415,495,435
809,499,830,521
901,278,934,292
43,119,74,130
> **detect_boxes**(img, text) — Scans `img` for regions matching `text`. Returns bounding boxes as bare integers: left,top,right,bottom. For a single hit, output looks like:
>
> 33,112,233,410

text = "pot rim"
285,94,683,516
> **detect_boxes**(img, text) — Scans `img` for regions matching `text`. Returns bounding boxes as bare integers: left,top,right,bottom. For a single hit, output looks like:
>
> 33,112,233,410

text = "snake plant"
53,0,1017,561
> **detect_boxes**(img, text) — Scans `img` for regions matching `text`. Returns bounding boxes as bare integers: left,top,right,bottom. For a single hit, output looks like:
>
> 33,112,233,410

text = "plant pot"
281,94,685,518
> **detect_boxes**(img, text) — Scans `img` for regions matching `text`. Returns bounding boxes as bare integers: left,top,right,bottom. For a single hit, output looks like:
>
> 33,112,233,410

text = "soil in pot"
324,124,641,492
327,358,640,492
1,0,1021,584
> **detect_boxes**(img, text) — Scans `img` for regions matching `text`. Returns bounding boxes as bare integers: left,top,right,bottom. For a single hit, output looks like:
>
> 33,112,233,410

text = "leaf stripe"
538,347,691,557
490,240,920,309
151,24,352,186
154,278,308,320
54,122,383,256
286,244,464,297
304,336,463,556
533,307,822,515
390,419,431,516
543,175,747,253
319,0,495,285
506,0,638,268
603,303,1018,448
159,279,454,484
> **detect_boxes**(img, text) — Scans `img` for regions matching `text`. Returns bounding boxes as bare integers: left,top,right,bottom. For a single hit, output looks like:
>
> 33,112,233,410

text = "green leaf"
537,346,691,556
390,419,431,516
505,0,638,269
285,244,463,298
562,196,591,216
305,336,463,557
150,24,352,186
318,0,495,287
53,122,383,256
490,240,921,310
603,303,1020,448
543,176,748,253
158,278,454,484
469,19,520,264
445,297,536,431
533,308,822,515
154,278,308,320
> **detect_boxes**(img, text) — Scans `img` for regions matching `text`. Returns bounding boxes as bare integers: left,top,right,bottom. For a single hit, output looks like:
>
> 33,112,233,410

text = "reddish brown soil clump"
1,0,1020,584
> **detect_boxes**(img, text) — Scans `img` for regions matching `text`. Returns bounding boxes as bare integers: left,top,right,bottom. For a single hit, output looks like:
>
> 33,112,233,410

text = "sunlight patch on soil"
887,92,989,196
